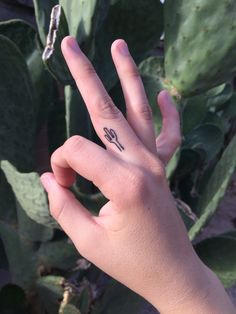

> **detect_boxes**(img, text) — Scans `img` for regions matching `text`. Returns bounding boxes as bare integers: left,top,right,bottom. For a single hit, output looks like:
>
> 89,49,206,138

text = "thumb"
40,172,99,255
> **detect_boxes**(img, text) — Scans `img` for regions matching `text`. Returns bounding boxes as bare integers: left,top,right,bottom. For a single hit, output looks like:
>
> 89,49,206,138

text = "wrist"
145,251,206,312
152,257,235,314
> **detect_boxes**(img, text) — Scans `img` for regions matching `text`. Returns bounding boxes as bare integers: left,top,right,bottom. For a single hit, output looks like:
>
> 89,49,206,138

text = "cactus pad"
165,0,236,96
1,161,58,228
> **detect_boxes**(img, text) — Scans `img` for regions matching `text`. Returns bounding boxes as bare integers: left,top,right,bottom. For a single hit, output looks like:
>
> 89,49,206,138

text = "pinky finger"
155,90,182,165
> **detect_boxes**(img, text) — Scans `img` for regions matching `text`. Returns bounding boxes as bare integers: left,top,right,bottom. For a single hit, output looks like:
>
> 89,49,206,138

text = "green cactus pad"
59,0,108,43
165,0,236,96
0,19,36,61
0,35,37,171
0,221,37,288
1,161,58,228
37,239,78,270
0,20,54,130
65,85,92,139
16,203,54,242
92,281,145,314
189,134,236,240
195,232,236,288
182,95,208,135
205,83,233,109
93,0,164,91
183,123,224,161
47,98,67,155
0,170,17,224
36,275,65,314
222,93,236,119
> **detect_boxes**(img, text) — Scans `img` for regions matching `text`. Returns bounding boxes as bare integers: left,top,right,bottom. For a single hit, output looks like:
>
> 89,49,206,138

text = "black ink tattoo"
103,128,125,152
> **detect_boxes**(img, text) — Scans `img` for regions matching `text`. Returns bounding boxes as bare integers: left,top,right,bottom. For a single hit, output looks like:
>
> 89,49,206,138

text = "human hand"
40,37,234,313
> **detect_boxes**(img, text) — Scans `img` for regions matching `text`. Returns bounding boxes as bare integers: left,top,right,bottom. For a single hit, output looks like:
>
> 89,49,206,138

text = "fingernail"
66,36,81,54
117,40,130,56
40,173,53,192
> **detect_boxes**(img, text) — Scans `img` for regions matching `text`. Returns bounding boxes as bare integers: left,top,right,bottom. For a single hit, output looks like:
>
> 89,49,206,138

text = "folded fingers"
50,135,126,201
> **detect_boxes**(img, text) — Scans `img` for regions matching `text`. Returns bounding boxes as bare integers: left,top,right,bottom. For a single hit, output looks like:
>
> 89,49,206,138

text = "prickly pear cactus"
0,35,36,171
189,134,236,240
93,0,164,90
1,1,236,311
59,0,109,46
0,19,36,61
164,0,236,96
1,161,58,228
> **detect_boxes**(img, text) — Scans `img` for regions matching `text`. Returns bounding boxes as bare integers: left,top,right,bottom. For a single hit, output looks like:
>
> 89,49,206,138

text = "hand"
41,37,235,313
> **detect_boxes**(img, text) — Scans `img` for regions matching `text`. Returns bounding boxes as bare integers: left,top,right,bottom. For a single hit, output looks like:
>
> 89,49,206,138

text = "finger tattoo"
103,128,125,152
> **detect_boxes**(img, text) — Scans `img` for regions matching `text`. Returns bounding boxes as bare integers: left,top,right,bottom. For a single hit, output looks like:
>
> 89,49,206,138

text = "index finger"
50,135,126,202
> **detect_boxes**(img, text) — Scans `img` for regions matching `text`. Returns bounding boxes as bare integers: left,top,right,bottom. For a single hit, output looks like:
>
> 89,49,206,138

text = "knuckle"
123,62,140,78
94,95,121,119
50,148,59,166
140,150,166,179
79,61,96,79
136,103,153,121
125,167,148,200
150,160,166,180
128,67,140,79
112,158,166,206
63,135,86,155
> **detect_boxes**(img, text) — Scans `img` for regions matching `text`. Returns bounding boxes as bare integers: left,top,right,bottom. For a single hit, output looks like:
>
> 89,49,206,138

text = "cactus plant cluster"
0,0,236,313
164,0,236,96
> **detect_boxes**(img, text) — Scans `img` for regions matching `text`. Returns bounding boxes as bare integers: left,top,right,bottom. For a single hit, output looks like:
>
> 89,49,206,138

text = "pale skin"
40,36,235,314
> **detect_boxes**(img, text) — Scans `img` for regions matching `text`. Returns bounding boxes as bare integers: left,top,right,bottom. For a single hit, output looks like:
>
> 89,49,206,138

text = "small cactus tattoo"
103,128,124,152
